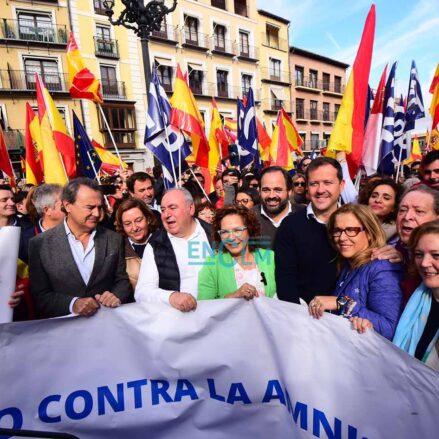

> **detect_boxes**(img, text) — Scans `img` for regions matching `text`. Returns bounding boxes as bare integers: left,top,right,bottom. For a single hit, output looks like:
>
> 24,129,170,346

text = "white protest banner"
0,226,20,323
0,299,437,439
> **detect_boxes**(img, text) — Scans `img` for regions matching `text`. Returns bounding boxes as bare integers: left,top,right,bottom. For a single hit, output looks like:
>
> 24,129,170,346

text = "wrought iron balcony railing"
0,69,69,92
295,75,322,90
94,37,119,58
101,80,126,99
261,67,290,83
181,29,209,50
261,33,289,51
151,24,178,42
210,36,236,55
0,18,68,44
261,98,293,113
235,43,259,60
322,80,345,94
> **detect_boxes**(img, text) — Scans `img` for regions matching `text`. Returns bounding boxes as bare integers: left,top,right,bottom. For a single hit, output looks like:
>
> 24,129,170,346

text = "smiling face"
235,192,254,209
414,233,439,290
422,159,439,189
332,212,370,260
368,184,396,221
131,178,155,205
219,214,249,257
122,207,149,244
161,190,195,238
198,207,215,224
396,191,437,244
307,164,345,215
0,189,16,220
260,171,290,217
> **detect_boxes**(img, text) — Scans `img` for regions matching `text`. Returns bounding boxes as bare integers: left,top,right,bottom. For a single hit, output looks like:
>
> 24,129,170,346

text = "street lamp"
103,0,178,91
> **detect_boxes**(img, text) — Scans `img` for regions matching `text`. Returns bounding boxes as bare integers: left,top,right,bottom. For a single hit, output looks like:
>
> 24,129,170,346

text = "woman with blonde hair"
309,203,403,340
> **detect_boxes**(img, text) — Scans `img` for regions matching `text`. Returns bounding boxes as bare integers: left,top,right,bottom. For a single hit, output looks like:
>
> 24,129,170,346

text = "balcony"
295,75,322,92
101,80,126,99
261,33,289,51
302,140,329,152
211,0,226,9
0,18,68,47
188,78,208,96
181,29,209,51
94,37,119,59
94,0,107,15
322,80,345,96
206,83,260,101
210,36,236,57
261,98,293,113
0,69,69,94
294,109,309,121
150,24,178,44
235,43,259,61
261,67,290,84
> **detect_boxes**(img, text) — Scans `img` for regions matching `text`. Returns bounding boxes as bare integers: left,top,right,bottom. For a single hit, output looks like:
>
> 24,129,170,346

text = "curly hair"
115,198,159,236
358,177,403,223
327,203,386,269
212,205,261,253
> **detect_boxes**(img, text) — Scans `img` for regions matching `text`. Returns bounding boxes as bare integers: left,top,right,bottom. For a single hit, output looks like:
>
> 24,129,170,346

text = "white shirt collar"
64,219,97,240
168,218,205,242
260,203,292,228
306,203,327,225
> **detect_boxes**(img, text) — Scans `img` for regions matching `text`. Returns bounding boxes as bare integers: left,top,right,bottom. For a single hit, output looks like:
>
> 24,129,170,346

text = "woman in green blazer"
198,205,276,300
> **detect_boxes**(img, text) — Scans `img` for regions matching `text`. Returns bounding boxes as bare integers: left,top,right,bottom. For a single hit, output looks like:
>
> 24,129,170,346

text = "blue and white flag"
378,62,397,175
237,88,260,170
393,95,408,165
404,60,425,132
145,69,190,187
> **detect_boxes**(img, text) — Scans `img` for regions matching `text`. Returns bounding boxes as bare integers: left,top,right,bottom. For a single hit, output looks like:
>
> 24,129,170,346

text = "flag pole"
97,103,124,169
188,167,212,205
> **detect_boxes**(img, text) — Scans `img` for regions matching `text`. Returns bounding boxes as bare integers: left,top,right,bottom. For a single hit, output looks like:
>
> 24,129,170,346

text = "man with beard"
421,150,439,189
253,166,304,249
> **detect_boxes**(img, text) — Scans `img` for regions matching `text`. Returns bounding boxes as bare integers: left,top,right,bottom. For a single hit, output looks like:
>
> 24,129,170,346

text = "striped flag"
257,118,271,162
224,118,237,143
24,103,44,185
66,32,103,103
429,63,439,130
92,140,128,175
404,60,425,132
0,124,15,186
208,98,228,176
326,5,375,176
392,95,408,166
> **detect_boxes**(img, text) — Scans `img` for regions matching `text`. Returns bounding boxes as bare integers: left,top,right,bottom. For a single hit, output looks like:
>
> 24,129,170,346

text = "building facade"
290,47,348,153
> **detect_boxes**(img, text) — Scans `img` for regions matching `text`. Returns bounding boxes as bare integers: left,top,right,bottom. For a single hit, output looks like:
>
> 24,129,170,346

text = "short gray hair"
163,187,194,206
33,184,63,217
401,184,439,215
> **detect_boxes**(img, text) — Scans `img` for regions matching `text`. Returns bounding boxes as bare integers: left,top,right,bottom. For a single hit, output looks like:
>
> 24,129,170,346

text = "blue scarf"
393,283,438,359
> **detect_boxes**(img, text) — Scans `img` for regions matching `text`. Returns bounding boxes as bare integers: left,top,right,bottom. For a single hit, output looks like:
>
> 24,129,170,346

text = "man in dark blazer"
29,178,132,318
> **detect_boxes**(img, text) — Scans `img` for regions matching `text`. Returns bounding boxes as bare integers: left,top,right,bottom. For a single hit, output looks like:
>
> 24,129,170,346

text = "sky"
258,0,439,131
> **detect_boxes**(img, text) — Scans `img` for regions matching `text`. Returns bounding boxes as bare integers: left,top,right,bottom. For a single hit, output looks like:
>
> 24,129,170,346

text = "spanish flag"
92,140,128,174
429,63,439,130
66,32,103,103
257,118,271,162
269,107,303,169
36,74,68,185
403,135,423,165
170,64,209,167
0,124,16,186
208,98,228,176
326,4,375,176
25,103,44,185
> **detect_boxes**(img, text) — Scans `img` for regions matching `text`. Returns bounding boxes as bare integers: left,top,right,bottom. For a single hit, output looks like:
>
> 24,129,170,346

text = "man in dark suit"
29,178,132,318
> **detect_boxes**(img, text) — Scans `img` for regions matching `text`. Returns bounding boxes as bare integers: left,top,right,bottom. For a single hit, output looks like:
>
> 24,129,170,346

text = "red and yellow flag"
404,135,423,165
170,64,209,167
92,139,128,174
429,128,439,150
429,62,439,130
326,5,375,176
66,32,103,103
224,118,237,143
257,118,271,162
269,108,303,168
208,98,228,176
25,103,44,185
0,124,16,186
36,74,68,185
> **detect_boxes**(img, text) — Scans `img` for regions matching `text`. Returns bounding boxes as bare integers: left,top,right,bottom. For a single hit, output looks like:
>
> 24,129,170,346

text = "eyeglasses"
294,182,305,187
236,198,251,205
217,226,248,238
332,227,365,238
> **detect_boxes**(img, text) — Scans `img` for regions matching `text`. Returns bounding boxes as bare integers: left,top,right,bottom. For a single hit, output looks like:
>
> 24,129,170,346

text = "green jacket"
198,248,276,300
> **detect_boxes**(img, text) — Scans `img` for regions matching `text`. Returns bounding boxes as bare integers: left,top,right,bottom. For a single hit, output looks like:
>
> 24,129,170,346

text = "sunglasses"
294,182,306,187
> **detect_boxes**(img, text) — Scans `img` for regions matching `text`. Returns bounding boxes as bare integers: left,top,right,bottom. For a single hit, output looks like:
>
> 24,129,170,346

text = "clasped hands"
73,291,121,317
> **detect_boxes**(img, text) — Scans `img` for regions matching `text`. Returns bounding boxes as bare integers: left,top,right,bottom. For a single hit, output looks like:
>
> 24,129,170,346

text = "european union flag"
145,69,190,188
73,111,102,179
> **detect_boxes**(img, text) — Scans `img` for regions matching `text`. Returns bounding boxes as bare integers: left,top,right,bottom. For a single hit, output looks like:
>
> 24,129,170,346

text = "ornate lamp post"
103,0,177,91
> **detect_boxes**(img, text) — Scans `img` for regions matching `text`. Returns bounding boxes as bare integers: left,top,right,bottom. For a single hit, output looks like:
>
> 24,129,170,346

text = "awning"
188,62,203,71
154,57,173,67
270,88,284,100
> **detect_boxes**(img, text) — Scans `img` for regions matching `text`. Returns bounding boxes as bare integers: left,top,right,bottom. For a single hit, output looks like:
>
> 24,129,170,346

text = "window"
214,24,226,52
241,74,252,96
211,0,226,9
184,16,199,45
310,101,318,119
96,25,114,55
152,16,168,38
18,12,54,42
334,103,340,117
295,99,304,119
269,58,281,80
271,90,282,111
155,59,173,92
239,31,249,57
24,58,61,91
295,66,304,86
94,0,107,15
323,73,330,91
234,0,248,17
217,70,229,98
188,66,204,95
266,24,279,48
100,104,136,148
100,65,118,96
334,76,342,93
311,133,319,149
323,102,330,121
309,70,318,88
0,107,6,130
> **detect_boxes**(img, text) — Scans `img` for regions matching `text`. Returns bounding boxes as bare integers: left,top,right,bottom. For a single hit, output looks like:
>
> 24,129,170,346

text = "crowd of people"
1,150,438,370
